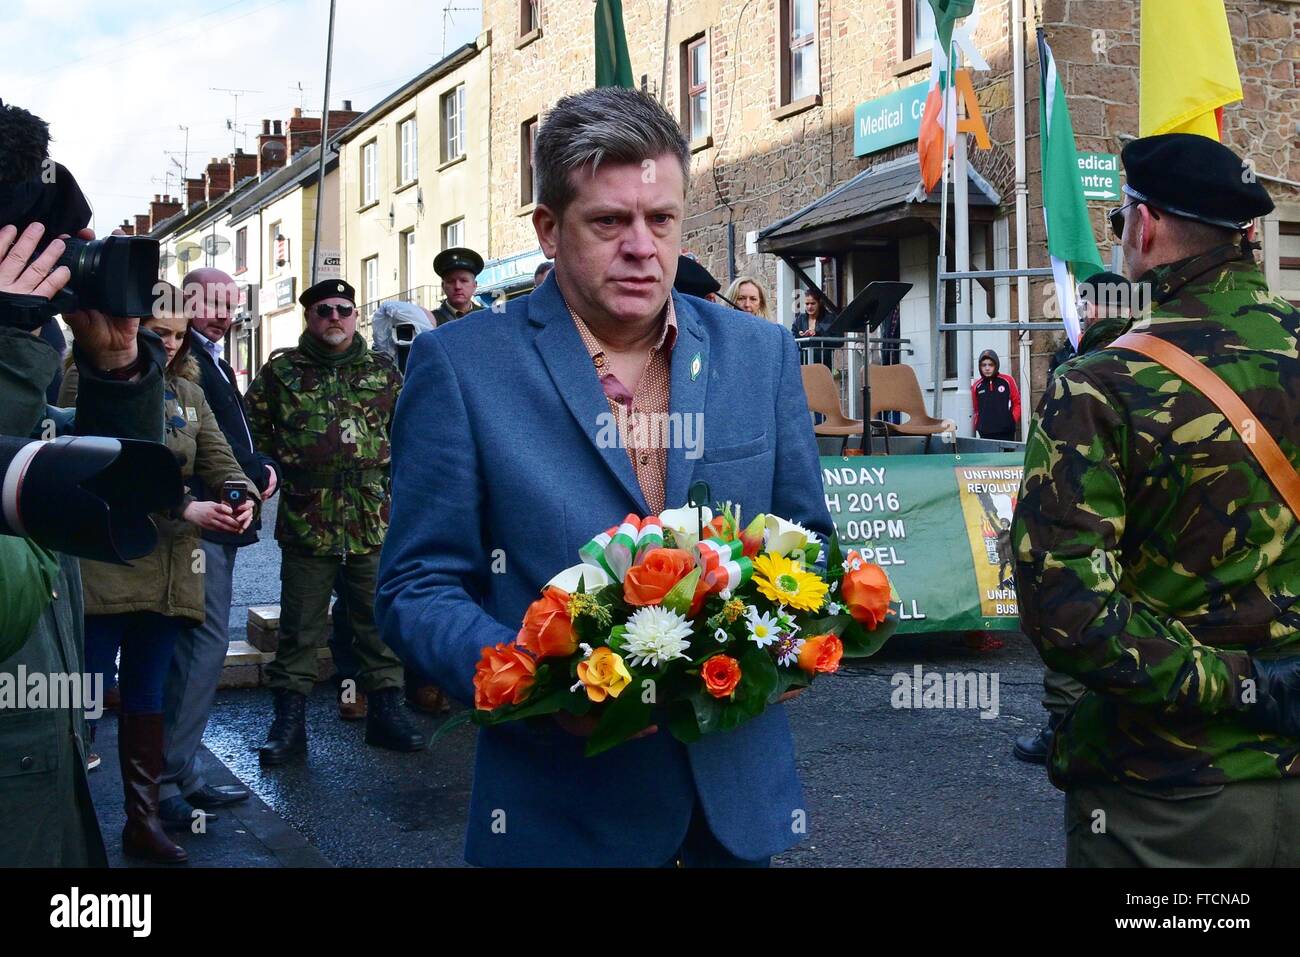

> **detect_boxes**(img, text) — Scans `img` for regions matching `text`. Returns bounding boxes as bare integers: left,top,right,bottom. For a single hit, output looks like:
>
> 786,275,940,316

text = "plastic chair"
800,364,863,451
867,364,956,453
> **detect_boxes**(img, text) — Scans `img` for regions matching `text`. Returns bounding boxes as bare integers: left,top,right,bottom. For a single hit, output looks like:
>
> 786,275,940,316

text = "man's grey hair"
534,87,689,215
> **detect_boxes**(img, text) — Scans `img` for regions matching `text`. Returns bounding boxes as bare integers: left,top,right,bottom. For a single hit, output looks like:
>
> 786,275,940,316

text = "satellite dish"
175,242,201,263
202,235,231,255
261,140,286,164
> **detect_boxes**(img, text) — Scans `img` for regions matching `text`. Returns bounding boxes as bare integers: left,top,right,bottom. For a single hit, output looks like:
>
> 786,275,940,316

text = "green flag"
927,0,975,54
595,0,635,89
1037,28,1104,347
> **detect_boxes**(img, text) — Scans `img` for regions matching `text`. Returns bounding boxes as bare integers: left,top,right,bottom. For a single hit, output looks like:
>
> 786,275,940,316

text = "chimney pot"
343,99,352,111
262,119,270,134
273,119,282,134
292,107,302,118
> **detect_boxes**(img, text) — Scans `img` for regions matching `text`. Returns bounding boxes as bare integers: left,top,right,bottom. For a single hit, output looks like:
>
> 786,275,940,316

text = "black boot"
365,687,427,752
258,689,307,765
1013,712,1063,765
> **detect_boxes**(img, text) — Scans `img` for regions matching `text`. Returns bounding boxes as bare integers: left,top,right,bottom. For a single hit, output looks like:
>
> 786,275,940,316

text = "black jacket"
187,330,279,546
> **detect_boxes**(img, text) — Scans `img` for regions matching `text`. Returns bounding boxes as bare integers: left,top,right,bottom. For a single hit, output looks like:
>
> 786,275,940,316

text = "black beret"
674,255,721,298
299,278,355,308
434,246,484,278
1121,133,1274,229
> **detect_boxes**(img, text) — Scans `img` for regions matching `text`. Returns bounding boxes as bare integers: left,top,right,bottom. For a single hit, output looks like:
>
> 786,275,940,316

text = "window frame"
777,0,820,110
441,217,465,251
398,115,418,185
361,140,378,207
681,33,711,146
235,226,247,274
520,0,540,36
519,116,539,208
900,0,937,63
363,254,379,308
441,85,466,164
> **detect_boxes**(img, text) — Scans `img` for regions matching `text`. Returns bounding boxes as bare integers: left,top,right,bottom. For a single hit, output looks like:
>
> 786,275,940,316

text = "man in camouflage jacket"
1013,134,1300,866
245,279,425,762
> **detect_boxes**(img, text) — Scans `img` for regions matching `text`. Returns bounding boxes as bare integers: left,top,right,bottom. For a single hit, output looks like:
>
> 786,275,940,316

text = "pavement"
88,497,1066,867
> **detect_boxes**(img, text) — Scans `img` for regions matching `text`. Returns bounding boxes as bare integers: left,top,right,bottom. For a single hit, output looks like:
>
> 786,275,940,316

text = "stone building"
480,0,1299,429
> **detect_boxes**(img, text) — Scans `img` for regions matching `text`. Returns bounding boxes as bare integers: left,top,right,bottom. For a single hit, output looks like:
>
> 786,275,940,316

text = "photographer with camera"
60,284,257,863
0,215,175,867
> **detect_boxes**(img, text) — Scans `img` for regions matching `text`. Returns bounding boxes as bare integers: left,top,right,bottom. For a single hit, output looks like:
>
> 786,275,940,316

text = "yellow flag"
1139,0,1242,139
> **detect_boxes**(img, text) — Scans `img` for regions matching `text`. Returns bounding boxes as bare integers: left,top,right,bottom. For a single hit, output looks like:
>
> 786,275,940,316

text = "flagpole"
953,39,973,436
310,0,337,287
932,40,954,420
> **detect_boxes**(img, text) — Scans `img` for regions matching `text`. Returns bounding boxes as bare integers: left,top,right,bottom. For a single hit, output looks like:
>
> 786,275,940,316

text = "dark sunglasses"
1107,201,1160,240
314,303,355,318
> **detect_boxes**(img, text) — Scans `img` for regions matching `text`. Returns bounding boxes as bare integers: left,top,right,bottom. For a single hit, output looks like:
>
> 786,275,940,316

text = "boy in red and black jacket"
970,349,1020,440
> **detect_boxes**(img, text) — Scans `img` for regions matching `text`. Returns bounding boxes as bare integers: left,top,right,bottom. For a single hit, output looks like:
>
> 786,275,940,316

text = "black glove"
1243,658,1300,737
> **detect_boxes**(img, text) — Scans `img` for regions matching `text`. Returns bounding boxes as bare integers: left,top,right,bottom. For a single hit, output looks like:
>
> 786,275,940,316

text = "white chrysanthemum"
622,606,693,668
746,608,782,648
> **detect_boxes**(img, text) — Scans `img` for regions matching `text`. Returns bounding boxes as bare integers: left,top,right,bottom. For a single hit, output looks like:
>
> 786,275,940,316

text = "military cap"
434,246,484,278
674,255,721,298
299,278,355,308
1120,133,1274,230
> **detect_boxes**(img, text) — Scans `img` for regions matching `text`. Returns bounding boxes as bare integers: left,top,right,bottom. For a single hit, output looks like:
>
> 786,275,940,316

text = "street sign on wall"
821,453,1024,633
853,81,929,157
1078,151,1121,202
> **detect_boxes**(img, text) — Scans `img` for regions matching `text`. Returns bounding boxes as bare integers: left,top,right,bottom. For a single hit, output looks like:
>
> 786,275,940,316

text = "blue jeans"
85,612,181,714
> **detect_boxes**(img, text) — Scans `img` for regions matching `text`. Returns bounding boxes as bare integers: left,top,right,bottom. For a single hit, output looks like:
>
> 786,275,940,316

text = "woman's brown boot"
118,712,188,864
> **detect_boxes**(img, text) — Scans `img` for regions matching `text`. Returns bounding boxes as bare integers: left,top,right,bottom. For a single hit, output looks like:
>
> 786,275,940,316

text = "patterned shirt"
568,298,677,514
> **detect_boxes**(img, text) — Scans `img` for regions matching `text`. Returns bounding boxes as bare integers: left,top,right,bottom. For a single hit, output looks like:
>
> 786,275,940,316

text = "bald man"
156,268,280,826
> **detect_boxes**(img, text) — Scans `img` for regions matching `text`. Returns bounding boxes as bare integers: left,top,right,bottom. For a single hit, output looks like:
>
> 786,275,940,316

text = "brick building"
481,0,1299,429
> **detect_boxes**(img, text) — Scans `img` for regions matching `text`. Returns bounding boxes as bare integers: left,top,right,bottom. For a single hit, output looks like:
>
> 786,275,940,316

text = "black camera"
50,235,160,318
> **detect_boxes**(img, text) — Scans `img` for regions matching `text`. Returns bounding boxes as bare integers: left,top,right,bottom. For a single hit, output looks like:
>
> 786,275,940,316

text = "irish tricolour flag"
1037,29,1103,349
917,0,974,192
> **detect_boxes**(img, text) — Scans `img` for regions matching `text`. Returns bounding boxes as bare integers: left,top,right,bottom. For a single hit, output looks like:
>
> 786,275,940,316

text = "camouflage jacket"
1014,243,1300,789
245,332,402,556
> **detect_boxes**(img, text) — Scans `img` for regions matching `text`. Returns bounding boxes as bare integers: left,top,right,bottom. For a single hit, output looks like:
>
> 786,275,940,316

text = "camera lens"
53,236,160,317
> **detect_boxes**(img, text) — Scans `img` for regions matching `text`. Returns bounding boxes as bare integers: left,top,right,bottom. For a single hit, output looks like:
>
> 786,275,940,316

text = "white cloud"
1,0,481,233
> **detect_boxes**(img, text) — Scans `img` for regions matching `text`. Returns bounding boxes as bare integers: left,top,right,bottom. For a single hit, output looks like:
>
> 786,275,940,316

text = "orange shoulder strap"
1111,332,1300,521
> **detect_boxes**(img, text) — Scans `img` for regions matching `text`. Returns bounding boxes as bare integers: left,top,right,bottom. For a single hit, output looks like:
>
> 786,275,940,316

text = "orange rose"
797,633,844,675
701,655,742,699
473,643,537,711
517,586,578,658
841,561,891,629
623,548,696,606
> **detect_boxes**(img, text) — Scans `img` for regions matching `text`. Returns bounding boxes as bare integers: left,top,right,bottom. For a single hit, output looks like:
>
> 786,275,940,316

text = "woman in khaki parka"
60,300,256,864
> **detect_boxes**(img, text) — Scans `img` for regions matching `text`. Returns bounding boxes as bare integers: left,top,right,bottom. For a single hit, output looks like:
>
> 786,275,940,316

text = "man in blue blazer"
376,87,833,867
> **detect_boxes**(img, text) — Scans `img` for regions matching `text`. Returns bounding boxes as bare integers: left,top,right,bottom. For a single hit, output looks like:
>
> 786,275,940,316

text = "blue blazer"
375,275,834,867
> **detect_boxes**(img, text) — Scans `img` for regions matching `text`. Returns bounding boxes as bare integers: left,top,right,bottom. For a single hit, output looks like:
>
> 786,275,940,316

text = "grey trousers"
160,540,237,801
1065,777,1300,867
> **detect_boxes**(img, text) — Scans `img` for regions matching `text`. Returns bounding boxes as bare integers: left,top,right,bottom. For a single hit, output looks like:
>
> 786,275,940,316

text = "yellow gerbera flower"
752,553,828,612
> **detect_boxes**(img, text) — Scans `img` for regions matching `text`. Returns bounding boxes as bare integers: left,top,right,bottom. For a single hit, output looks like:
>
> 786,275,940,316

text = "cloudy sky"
1,0,481,233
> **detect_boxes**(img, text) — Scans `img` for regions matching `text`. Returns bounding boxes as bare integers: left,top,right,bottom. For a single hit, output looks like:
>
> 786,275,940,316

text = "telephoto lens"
54,235,160,317
0,434,183,563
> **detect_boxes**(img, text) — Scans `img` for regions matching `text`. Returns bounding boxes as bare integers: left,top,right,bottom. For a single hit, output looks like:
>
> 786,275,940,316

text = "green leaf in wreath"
667,698,703,744
427,709,475,747
583,677,655,757
840,612,899,658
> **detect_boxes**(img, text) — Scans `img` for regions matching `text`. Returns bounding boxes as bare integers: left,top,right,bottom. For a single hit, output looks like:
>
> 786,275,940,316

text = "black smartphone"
221,481,246,510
